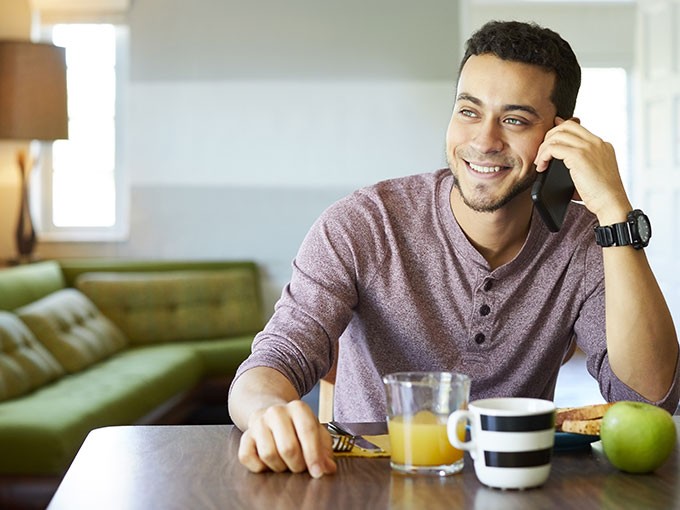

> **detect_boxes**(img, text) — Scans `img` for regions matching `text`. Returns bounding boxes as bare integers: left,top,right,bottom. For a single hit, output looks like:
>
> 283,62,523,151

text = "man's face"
446,53,557,213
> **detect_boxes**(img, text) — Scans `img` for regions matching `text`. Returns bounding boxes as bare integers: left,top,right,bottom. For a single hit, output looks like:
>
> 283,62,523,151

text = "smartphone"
531,159,575,232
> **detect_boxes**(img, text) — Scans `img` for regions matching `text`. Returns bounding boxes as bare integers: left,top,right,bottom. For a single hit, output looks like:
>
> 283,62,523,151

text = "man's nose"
471,119,504,153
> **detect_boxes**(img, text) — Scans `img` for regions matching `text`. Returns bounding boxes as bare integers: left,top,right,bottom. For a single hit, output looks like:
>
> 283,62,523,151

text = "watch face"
636,215,651,242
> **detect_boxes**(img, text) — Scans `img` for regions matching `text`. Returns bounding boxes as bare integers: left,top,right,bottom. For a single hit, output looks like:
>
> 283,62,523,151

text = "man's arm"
229,367,337,478
536,119,679,402
228,192,386,476
599,212,677,401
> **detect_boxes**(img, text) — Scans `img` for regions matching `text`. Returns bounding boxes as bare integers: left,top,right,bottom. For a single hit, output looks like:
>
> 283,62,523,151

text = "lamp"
0,40,68,263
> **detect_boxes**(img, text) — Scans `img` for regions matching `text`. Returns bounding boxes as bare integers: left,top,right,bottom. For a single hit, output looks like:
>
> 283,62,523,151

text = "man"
228,21,679,479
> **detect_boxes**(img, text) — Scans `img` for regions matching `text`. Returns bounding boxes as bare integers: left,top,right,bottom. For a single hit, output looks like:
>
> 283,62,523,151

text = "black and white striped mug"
447,398,555,489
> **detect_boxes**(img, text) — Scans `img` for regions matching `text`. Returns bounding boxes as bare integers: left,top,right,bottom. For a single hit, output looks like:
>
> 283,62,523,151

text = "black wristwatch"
594,209,651,250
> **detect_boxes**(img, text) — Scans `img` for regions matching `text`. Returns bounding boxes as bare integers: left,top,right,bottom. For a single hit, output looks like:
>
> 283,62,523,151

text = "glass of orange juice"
383,372,470,475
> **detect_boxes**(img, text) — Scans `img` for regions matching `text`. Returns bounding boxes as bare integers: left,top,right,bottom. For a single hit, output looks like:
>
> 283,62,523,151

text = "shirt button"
483,280,493,291
480,304,491,316
474,333,486,344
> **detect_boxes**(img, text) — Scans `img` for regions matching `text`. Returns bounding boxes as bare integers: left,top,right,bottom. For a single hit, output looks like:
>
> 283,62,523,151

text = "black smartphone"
531,159,575,232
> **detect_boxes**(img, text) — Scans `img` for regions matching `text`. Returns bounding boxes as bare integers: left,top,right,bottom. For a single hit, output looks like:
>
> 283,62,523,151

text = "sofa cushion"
0,311,64,402
0,261,66,311
0,344,202,475
16,289,128,373
75,270,264,345
174,335,254,377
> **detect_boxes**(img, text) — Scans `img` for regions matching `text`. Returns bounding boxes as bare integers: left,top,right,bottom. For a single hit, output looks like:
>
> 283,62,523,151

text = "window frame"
35,23,129,243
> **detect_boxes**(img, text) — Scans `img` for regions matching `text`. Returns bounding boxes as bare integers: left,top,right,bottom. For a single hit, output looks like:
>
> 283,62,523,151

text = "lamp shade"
0,40,68,141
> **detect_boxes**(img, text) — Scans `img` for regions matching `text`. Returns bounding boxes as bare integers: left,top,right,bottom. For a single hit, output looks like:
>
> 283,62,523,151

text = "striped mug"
447,398,555,489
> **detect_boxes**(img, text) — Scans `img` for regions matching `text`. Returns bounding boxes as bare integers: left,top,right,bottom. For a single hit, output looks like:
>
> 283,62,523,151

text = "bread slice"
555,407,577,429
555,403,614,429
560,417,603,436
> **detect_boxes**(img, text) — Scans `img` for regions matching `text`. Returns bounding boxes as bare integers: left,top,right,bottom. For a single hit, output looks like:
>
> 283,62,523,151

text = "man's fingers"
269,405,309,473
237,400,337,477
237,430,270,473
254,406,303,472
289,405,337,478
534,121,593,171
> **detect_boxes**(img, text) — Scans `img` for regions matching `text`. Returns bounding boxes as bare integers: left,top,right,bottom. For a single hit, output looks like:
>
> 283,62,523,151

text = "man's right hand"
229,368,337,478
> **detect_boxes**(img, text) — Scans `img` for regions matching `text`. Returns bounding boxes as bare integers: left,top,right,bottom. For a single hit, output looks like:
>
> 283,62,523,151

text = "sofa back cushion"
75,270,264,344
0,311,65,401
16,289,129,373
0,261,66,311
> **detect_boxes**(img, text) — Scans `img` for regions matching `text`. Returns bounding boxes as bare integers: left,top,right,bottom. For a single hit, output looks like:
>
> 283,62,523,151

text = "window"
574,68,630,190
37,23,127,241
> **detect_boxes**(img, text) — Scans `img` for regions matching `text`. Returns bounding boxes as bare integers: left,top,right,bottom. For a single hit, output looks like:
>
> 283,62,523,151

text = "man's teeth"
469,162,503,174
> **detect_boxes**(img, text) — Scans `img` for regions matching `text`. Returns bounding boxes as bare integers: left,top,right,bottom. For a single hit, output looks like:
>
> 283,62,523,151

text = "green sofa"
0,259,264,508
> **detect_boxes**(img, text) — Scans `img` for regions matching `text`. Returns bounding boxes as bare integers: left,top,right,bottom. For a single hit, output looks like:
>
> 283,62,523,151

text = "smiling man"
229,21,679,478
449,59,555,215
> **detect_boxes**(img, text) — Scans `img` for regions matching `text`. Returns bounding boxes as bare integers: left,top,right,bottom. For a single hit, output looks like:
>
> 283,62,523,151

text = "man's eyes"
503,117,527,126
456,108,528,127
459,108,478,118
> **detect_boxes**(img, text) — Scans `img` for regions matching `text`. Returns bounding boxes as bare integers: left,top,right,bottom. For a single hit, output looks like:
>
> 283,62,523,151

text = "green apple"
600,401,676,474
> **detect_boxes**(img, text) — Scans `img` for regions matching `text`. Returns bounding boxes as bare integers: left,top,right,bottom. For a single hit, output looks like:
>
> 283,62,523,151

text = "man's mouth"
467,161,509,174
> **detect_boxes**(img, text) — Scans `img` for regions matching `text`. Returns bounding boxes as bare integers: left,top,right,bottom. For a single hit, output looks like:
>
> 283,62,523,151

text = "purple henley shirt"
232,169,680,420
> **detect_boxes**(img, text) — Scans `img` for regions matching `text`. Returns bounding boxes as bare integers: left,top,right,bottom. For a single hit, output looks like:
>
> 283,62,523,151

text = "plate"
554,431,600,451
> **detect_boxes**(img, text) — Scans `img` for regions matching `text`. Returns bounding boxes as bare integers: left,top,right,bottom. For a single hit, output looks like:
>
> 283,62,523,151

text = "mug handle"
447,410,474,452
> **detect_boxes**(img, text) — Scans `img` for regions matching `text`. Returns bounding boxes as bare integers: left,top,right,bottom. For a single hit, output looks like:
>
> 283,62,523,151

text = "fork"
330,432,356,452
327,421,355,438
327,421,386,453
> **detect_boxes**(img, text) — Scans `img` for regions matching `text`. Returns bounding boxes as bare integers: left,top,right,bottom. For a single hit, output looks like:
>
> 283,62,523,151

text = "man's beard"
451,172,535,213
447,149,536,212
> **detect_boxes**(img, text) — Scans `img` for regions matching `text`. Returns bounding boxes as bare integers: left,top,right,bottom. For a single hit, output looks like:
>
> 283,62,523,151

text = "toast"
555,402,615,435
560,417,603,435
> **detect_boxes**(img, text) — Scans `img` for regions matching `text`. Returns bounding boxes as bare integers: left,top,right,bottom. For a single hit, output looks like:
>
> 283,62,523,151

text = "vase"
15,156,37,261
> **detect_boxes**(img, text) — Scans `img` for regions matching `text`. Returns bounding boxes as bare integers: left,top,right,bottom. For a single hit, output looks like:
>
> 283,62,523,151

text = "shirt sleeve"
575,240,680,413
230,191,388,398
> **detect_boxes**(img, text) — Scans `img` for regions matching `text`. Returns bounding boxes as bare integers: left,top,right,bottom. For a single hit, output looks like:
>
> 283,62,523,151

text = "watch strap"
594,222,631,247
594,209,650,249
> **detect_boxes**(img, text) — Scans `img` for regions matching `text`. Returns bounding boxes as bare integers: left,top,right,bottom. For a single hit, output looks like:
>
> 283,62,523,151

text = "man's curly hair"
460,21,581,118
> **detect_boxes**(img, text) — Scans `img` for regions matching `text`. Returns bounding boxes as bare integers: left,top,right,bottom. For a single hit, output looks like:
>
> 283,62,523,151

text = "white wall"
127,80,453,188
463,1,636,67
125,0,460,190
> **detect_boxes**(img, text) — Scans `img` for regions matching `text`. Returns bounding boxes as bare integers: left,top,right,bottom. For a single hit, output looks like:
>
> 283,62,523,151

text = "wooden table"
47,419,680,510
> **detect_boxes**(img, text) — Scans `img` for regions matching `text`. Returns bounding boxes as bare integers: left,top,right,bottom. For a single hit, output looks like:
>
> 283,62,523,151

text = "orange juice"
388,410,464,466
